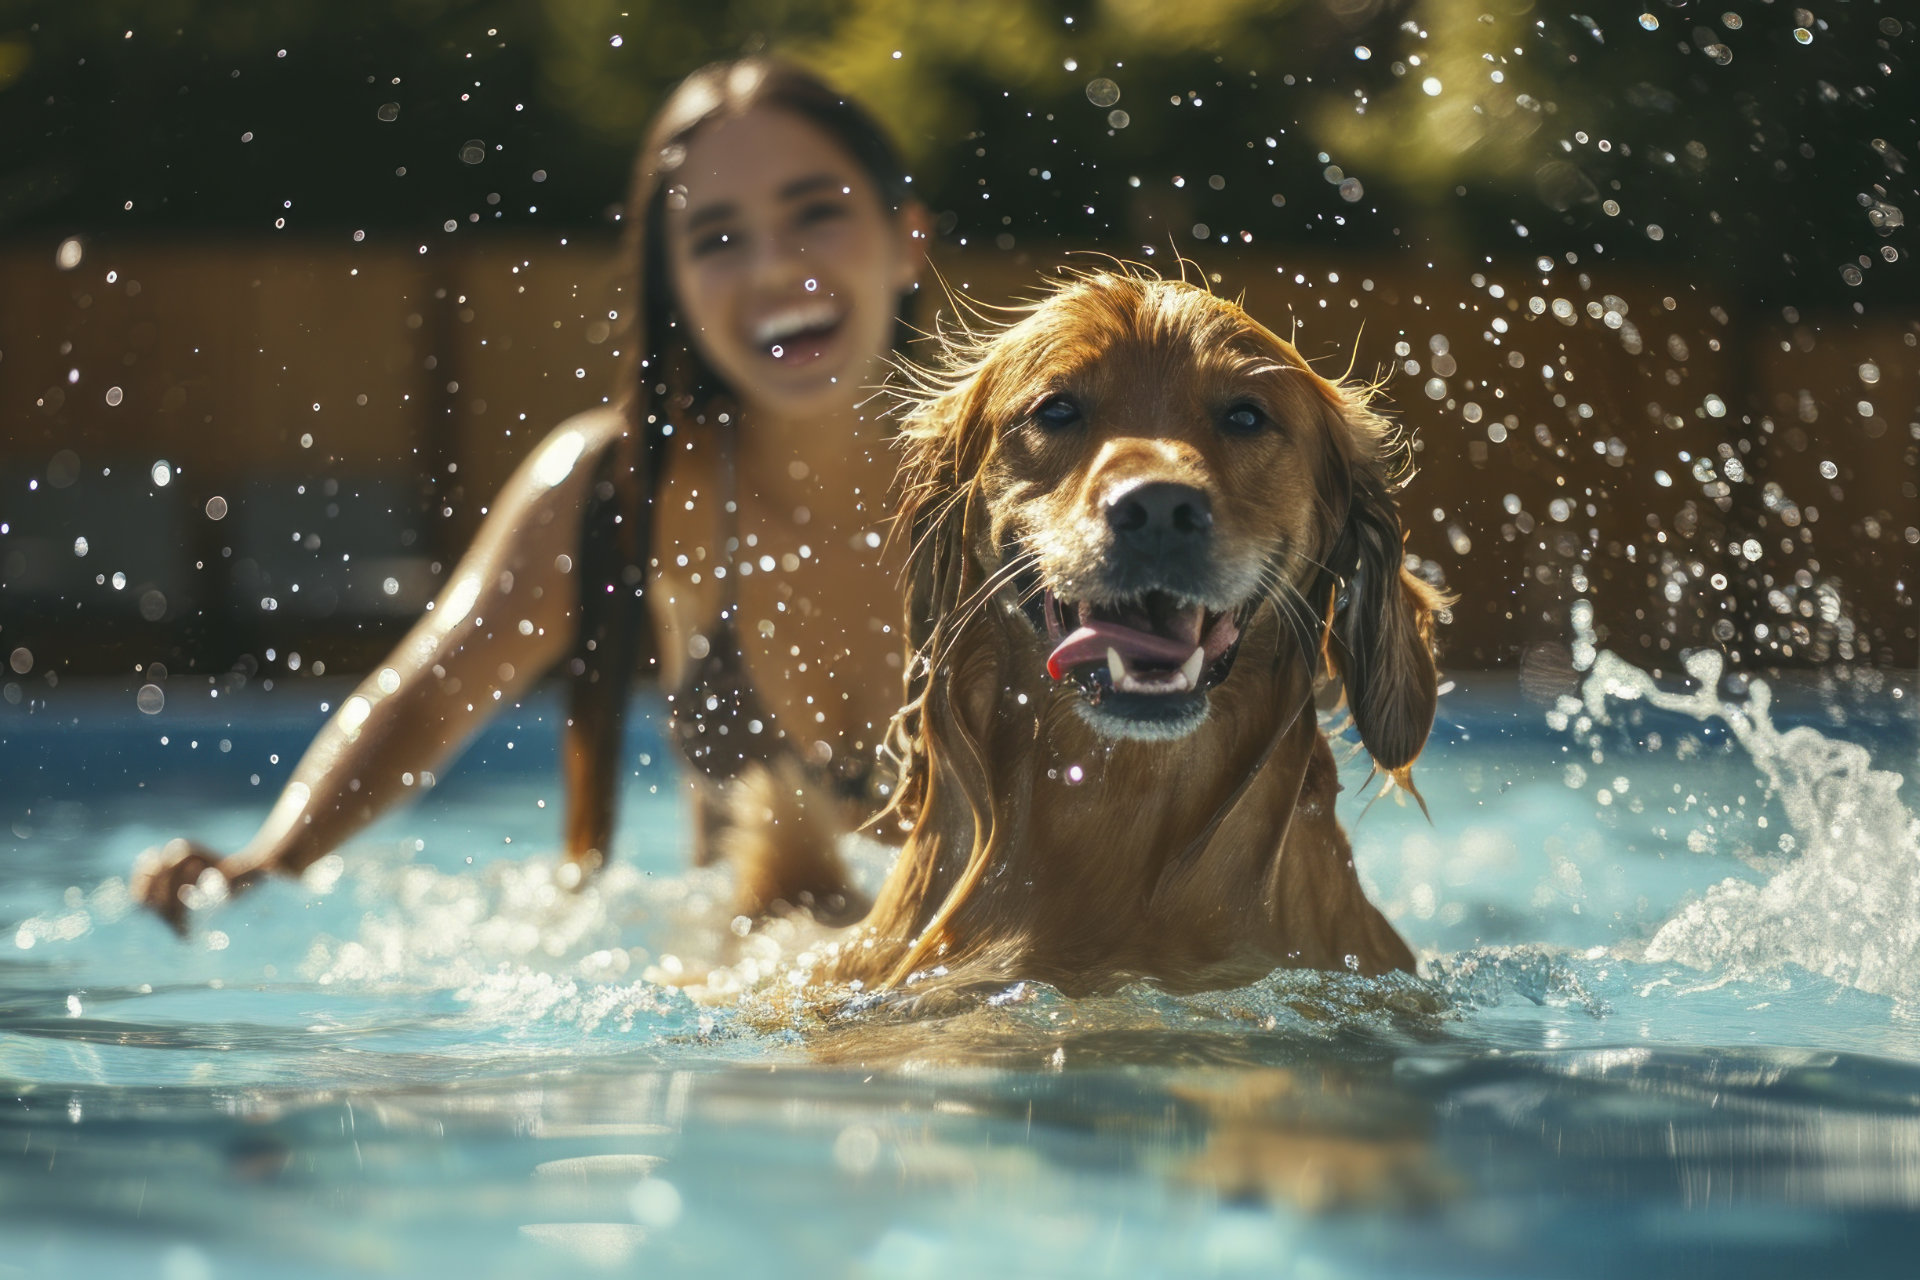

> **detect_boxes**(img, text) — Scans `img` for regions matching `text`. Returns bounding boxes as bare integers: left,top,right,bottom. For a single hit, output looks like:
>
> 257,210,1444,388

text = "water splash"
303,852,730,993
1575,647,1920,1000
1426,945,1611,1017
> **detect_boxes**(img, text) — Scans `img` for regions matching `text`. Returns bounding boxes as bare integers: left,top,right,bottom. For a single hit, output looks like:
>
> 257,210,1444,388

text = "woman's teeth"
752,301,843,347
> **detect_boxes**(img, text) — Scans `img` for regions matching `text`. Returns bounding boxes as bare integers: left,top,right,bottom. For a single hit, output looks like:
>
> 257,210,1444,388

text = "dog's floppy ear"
880,370,992,830
1320,403,1447,777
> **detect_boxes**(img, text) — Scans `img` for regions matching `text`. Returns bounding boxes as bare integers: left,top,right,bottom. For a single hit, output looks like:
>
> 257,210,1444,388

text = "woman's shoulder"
544,404,631,456
471,407,630,532
510,406,630,486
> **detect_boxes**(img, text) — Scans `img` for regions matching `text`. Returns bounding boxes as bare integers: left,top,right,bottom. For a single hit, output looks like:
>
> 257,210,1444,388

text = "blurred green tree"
0,0,1909,305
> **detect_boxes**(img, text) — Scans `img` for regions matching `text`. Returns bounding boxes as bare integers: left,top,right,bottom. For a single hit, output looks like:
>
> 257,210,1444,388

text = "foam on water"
8,660,1917,1074
13,684,1920,1280
1569,646,1920,1001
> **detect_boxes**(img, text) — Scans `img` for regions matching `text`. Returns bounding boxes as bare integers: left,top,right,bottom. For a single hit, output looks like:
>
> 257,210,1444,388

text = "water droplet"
139,589,167,621
459,139,486,165
1858,362,1881,384
1704,43,1733,65
1424,377,1448,400
136,684,165,714
1421,77,1442,96
1338,177,1364,202
1722,12,1743,29
55,238,83,270
104,386,123,407
1793,27,1813,44
72,536,89,557
1638,13,1659,30
628,1177,682,1228
1085,78,1120,108
377,102,400,122
7,648,30,675
205,495,228,520
1354,46,1372,60
47,450,80,488
1108,109,1130,129
804,278,818,292
150,460,172,487
1840,265,1863,286
1645,224,1665,241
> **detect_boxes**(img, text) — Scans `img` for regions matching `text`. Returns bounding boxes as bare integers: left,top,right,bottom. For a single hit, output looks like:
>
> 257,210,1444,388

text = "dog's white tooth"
1180,646,1205,691
1107,647,1126,685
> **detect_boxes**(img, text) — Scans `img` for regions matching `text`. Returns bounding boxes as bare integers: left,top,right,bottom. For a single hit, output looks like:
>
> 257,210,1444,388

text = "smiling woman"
130,59,933,930
669,137,917,416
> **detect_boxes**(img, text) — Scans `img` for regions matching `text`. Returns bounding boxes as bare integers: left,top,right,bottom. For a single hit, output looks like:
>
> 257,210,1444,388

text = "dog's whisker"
930,549,1042,651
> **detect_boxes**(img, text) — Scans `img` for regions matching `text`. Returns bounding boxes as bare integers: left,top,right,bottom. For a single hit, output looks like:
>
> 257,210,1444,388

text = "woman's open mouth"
752,301,846,366
1040,587,1247,705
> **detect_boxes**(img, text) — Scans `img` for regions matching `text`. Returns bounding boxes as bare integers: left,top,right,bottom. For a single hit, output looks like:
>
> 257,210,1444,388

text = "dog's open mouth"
1041,588,1246,703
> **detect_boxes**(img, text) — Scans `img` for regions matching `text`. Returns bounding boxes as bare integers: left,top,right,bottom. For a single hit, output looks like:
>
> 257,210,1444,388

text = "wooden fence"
2,237,1914,682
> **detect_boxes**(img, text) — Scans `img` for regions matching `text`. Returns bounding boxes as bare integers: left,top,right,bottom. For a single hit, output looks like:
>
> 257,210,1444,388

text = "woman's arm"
132,409,629,930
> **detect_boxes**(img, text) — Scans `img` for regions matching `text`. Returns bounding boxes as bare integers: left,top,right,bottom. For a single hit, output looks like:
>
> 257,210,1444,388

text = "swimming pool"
4,653,1918,1278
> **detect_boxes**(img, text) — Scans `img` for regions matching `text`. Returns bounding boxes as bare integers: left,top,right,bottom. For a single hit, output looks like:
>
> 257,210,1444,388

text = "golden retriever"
742,269,1447,998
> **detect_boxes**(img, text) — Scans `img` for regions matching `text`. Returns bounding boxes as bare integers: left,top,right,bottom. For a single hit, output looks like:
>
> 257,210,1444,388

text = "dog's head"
896,270,1442,771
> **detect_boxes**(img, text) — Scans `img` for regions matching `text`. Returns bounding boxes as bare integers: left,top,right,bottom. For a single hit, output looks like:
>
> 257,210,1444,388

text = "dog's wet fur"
738,269,1447,998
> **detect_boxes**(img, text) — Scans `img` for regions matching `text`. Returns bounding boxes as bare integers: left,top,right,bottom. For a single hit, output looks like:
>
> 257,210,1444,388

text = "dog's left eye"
1221,403,1268,435
1032,394,1083,430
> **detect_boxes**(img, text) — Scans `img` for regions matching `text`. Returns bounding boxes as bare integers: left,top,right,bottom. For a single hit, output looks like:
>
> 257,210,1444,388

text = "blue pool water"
3,659,1918,1277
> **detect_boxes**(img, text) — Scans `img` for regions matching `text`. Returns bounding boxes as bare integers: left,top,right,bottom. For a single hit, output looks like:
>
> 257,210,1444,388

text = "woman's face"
663,106,923,427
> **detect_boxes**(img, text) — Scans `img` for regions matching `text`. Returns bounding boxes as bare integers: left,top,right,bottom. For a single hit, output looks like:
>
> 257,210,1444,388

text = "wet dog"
746,270,1447,997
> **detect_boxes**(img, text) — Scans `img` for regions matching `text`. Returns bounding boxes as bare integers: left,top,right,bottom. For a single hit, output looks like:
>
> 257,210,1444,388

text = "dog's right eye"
1032,394,1083,430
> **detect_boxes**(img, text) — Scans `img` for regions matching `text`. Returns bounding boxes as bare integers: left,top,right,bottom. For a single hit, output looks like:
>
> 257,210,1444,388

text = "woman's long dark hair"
562,58,915,870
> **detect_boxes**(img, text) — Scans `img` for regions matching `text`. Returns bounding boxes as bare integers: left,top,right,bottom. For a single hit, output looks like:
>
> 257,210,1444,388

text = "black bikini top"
664,416,878,803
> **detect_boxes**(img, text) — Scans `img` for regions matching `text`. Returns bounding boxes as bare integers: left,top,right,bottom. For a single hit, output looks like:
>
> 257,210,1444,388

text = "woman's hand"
128,410,625,934
129,839,256,935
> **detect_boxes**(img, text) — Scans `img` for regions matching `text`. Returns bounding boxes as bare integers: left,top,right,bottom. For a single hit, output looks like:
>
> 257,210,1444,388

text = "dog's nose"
1105,481,1213,546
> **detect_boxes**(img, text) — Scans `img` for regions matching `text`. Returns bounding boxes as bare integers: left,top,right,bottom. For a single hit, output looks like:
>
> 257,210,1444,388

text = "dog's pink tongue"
1046,623,1194,681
